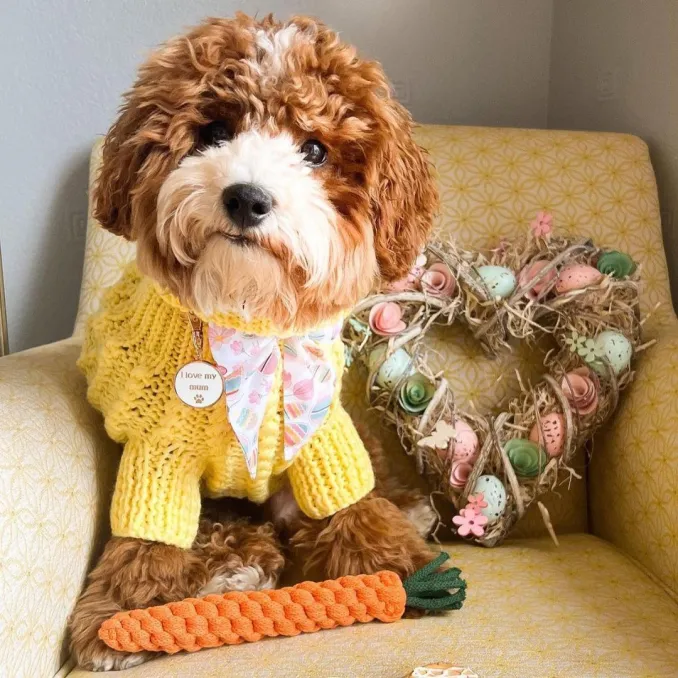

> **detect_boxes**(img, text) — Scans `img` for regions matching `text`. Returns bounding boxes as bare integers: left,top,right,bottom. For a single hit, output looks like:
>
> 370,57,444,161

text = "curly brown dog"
69,13,438,671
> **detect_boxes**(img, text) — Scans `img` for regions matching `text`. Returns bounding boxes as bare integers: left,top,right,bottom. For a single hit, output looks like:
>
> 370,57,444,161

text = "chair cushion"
67,535,678,678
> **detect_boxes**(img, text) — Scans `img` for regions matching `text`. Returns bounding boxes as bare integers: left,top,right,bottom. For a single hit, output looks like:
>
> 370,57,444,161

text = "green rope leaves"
402,552,467,611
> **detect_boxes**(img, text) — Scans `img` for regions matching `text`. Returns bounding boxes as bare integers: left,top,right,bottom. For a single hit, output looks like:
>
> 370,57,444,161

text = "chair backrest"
75,126,672,538
73,139,136,335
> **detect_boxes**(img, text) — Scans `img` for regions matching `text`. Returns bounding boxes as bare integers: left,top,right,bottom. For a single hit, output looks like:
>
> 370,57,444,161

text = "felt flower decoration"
398,374,435,414
368,302,406,336
561,367,599,415
530,211,553,237
504,438,547,477
452,507,488,537
449,460,473,489
421,263,457,297
465,493,488,514
383,253,429,292
597,251,636,278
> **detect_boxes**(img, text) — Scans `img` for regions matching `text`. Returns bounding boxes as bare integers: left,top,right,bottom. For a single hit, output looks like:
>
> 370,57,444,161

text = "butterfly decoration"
418,420,457,450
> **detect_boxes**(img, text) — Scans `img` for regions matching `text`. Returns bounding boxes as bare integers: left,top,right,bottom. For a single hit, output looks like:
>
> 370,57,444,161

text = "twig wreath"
343,213,655,547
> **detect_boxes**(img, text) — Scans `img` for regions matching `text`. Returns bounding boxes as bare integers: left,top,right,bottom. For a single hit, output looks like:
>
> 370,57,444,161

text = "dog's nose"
222,183,273,229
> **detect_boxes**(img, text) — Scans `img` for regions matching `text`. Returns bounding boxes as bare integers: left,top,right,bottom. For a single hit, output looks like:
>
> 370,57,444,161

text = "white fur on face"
250,25,308,81
156,129,347,318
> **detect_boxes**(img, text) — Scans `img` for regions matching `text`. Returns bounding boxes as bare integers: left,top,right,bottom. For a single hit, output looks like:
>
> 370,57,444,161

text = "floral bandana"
208,321,342,478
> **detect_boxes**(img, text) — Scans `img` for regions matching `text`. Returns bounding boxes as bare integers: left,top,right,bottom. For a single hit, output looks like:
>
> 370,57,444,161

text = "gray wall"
549,0,678,303
0,0,554,352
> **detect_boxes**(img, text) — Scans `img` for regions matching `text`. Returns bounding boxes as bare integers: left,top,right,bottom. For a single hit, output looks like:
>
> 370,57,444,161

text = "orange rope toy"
99,553,465,654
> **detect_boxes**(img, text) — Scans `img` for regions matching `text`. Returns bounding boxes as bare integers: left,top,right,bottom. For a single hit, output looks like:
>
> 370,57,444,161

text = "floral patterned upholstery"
2,127,677,678
0,339,120,678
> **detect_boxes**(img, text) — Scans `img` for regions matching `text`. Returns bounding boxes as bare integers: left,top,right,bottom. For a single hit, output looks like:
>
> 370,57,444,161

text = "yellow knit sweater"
79,265,374,548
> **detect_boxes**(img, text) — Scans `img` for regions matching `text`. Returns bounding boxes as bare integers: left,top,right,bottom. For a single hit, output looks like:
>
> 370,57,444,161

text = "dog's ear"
93,94,152,240
369,100,438,283
93,47,187,241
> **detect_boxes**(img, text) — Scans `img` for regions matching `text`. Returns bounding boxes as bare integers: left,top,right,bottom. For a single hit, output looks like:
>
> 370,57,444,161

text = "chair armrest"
590,320,678,596
0,338,119,678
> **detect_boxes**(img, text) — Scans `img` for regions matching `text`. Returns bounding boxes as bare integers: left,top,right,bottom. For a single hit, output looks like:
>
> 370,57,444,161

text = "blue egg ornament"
592,331,633,376
477,265,517,299
368,346,415,389
473,474,507,524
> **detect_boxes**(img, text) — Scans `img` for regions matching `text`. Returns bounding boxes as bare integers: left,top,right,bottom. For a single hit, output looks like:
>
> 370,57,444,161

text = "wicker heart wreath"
343,213,653,547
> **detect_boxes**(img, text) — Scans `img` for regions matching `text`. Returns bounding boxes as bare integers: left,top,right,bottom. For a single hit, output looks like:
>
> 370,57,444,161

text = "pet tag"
174,360,223,408
174,313,223,408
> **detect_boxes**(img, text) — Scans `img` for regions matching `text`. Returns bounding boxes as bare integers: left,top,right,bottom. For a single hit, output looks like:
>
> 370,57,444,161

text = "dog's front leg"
68,536,208,671
288,494,438,581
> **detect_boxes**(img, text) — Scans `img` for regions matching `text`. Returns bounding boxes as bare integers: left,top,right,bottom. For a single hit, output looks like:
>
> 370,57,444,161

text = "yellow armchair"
3,127,678,678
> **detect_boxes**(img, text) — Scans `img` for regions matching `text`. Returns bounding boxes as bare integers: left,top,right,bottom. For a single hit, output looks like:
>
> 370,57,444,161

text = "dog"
69,13,439,671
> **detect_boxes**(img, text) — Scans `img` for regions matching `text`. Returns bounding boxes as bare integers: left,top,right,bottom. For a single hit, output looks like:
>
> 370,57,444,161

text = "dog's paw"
77,646,153,672
403,498,438,539
198,564,277,596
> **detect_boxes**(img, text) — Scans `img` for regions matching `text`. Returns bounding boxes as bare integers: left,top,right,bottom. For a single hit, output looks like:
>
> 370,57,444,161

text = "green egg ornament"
477,265,517,299
592,330,633,376
368,345,415,389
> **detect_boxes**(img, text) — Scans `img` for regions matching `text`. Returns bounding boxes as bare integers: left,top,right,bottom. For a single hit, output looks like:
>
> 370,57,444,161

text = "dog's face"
94,14,438,328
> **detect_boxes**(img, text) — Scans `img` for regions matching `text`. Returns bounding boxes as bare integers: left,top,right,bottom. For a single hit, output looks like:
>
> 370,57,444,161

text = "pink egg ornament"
450,419,479,464
555,264,603,295
529,412,565,457
518,260,557,300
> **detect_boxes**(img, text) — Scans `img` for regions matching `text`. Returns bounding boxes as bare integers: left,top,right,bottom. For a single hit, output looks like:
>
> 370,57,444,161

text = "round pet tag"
174,360,224,408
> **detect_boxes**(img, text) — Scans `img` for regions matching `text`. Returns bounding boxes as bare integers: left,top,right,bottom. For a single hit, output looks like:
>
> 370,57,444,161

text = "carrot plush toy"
99,553,465,655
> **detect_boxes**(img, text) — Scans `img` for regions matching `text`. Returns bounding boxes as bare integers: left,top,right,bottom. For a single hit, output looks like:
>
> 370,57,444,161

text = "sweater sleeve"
287,404,375,520
110,438,203,549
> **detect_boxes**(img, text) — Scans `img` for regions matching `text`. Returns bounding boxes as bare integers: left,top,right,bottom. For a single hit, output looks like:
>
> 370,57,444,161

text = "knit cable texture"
79,264,375,548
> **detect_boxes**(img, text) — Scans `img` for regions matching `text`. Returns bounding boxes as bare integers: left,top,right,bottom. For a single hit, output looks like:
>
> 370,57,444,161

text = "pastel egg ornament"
592,330,633,376
555,264,603,295
473,475,507,524
529,412,565,457
450,418,479,463
368,346,414,389
477,265,517,299
517,260,557,300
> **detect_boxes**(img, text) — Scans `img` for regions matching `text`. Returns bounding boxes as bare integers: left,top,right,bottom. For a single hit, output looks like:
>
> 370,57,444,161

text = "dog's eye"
199,121,233,147
301,139,327,166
